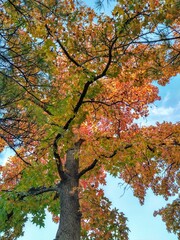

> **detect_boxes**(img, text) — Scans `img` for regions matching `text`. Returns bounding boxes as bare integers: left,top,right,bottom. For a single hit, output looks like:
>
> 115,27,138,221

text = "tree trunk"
55,146,81,240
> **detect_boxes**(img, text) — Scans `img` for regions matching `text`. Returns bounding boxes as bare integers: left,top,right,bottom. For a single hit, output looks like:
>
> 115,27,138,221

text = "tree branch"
147,145,155,152
2,186,58,200
27,97,53,116
62,80,93,131
53,135,67,180
101,144,133,159
133,36,180,45
94,38,117,80
45,24,89,74
0,134,31,166
0,56,52,116
82,99,126,107
78,159,98,178
26,186,58,197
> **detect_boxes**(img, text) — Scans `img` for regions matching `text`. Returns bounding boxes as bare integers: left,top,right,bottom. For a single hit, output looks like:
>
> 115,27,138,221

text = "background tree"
0,0,179,239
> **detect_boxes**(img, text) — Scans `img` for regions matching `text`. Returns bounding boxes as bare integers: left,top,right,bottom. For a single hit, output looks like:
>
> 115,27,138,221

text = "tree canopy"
0,0,179,239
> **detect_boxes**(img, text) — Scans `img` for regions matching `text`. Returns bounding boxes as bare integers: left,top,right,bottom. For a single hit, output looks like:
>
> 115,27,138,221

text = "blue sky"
141,76,180,126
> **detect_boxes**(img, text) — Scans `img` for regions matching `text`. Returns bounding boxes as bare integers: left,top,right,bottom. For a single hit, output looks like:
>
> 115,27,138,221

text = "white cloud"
137,102,180,126
162,93,170,104
150,106,174,116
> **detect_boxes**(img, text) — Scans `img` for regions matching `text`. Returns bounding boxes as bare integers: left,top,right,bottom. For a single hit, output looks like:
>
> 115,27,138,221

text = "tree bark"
55,146,81,240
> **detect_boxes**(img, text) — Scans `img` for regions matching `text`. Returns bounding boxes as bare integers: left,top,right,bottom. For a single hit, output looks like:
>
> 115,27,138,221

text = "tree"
0,0,179,239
